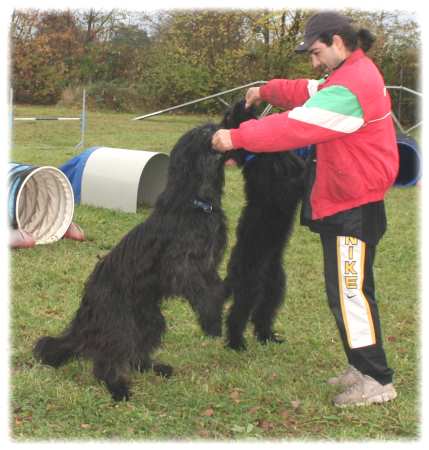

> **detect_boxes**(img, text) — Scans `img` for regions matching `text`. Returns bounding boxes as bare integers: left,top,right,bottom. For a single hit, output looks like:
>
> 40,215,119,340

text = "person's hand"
245,87,262,109
212,129,234,153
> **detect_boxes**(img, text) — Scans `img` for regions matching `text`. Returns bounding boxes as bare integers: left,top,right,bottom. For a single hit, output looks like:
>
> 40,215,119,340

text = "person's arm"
213,85,364,153
246,78,324,110
258,78,321,109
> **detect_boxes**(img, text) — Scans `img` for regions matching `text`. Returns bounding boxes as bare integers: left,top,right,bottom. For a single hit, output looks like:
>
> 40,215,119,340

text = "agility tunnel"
292,135,421,187
60,147,170,213
395,134,421,187
8,164,75,245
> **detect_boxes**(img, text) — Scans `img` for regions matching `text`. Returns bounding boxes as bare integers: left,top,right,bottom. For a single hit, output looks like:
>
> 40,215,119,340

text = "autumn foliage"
10,9,420,122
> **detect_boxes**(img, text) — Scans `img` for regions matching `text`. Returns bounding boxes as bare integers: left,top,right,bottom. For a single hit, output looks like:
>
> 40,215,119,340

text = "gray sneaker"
333,375,397,407
327,365,363,386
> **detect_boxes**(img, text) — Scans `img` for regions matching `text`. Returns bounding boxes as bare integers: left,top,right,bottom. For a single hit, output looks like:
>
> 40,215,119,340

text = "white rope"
14,117,80,121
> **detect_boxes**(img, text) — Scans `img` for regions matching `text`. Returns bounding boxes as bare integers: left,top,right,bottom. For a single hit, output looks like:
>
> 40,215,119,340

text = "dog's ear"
220,100,257,129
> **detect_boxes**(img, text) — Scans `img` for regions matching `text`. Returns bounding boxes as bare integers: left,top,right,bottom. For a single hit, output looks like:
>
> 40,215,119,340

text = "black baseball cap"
295,11,351,53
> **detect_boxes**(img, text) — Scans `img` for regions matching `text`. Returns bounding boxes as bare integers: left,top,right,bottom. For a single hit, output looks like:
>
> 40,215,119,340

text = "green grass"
10,105,420,441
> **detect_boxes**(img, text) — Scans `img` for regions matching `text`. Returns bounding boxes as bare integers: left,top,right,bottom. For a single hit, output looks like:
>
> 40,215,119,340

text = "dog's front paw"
153,363,173,378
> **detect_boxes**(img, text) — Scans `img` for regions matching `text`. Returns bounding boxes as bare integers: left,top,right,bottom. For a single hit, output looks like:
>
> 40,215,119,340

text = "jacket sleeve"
260,78,321,109
231,84,365,152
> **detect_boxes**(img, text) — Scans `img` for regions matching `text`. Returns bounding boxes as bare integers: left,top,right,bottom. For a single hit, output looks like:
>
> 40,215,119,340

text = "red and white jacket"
230,49,399,220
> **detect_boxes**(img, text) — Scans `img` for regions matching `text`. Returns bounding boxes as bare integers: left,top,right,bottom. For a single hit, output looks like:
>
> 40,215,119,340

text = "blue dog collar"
244,153,256,164
192,199,213,214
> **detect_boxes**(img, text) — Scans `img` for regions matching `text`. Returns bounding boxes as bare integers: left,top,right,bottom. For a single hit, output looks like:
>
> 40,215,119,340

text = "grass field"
9,104,420,441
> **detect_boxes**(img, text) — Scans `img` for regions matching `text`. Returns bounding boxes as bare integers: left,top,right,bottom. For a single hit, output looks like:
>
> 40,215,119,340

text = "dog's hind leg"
93,358,131,401
183,273,226,338
251,262,286,344
226,302,250,351
133,299,174,378
226,281,262,351
223,275,233,299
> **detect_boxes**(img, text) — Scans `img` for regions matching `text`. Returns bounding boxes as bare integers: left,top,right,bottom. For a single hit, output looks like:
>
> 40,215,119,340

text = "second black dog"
222,101,305,350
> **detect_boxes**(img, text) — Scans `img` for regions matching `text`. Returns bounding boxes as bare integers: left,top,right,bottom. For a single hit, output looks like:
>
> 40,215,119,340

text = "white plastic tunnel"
8,164,75,244
77,147,170,213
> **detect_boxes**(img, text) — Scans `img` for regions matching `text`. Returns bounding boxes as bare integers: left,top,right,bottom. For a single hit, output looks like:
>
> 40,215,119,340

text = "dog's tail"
33,333,76,368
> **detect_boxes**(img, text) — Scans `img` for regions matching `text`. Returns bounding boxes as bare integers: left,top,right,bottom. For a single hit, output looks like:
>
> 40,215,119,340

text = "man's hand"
212,129,234,153
245,87,262,109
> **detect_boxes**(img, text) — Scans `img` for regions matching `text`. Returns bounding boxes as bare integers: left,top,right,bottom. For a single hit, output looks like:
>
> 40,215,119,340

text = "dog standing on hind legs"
33,123,228,401
221,101,305,351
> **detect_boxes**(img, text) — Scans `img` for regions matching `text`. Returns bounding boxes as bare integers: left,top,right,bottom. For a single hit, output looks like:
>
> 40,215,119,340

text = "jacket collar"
325,49,365,82
335,48,365,72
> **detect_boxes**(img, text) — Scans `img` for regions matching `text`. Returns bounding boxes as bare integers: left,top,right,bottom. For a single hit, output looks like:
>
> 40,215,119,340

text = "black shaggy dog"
222,101,305,351
34,123,227,401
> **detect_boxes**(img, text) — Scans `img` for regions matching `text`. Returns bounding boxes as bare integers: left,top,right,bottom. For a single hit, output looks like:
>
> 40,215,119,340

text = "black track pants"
321,233,394,385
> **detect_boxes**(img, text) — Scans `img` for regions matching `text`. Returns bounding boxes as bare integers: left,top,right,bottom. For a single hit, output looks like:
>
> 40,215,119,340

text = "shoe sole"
334,390,397,408
327,378,361,386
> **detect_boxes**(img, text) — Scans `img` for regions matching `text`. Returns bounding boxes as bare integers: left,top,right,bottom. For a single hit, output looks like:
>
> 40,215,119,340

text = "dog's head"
220,99,257,129
220,100,258,167
167,123,225,199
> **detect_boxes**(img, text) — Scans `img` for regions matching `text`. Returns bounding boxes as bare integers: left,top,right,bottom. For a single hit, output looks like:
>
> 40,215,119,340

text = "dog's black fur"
222,101,305,351
34,123,227,401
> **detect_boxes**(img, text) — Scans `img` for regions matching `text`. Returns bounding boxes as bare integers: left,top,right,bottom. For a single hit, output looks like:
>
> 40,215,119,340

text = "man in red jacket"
212,11,398,407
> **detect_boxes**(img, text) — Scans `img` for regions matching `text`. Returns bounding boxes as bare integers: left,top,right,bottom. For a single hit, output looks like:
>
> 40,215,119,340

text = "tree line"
10,8,420,125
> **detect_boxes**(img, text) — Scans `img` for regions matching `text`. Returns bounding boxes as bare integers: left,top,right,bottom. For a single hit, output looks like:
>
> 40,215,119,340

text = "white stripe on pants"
336,236,376,349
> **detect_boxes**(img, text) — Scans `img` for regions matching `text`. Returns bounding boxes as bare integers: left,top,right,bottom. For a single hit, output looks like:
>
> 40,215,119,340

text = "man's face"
308,37,345,73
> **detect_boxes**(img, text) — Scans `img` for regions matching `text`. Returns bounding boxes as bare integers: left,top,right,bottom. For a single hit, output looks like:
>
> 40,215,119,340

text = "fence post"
75,88,87,152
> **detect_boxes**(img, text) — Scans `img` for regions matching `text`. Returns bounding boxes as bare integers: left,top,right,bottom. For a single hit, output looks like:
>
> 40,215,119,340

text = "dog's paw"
205,328,222,338
202,322,222,338
153,363,173,378
109,384,131,402
257,333,286,345
226,339,247,352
